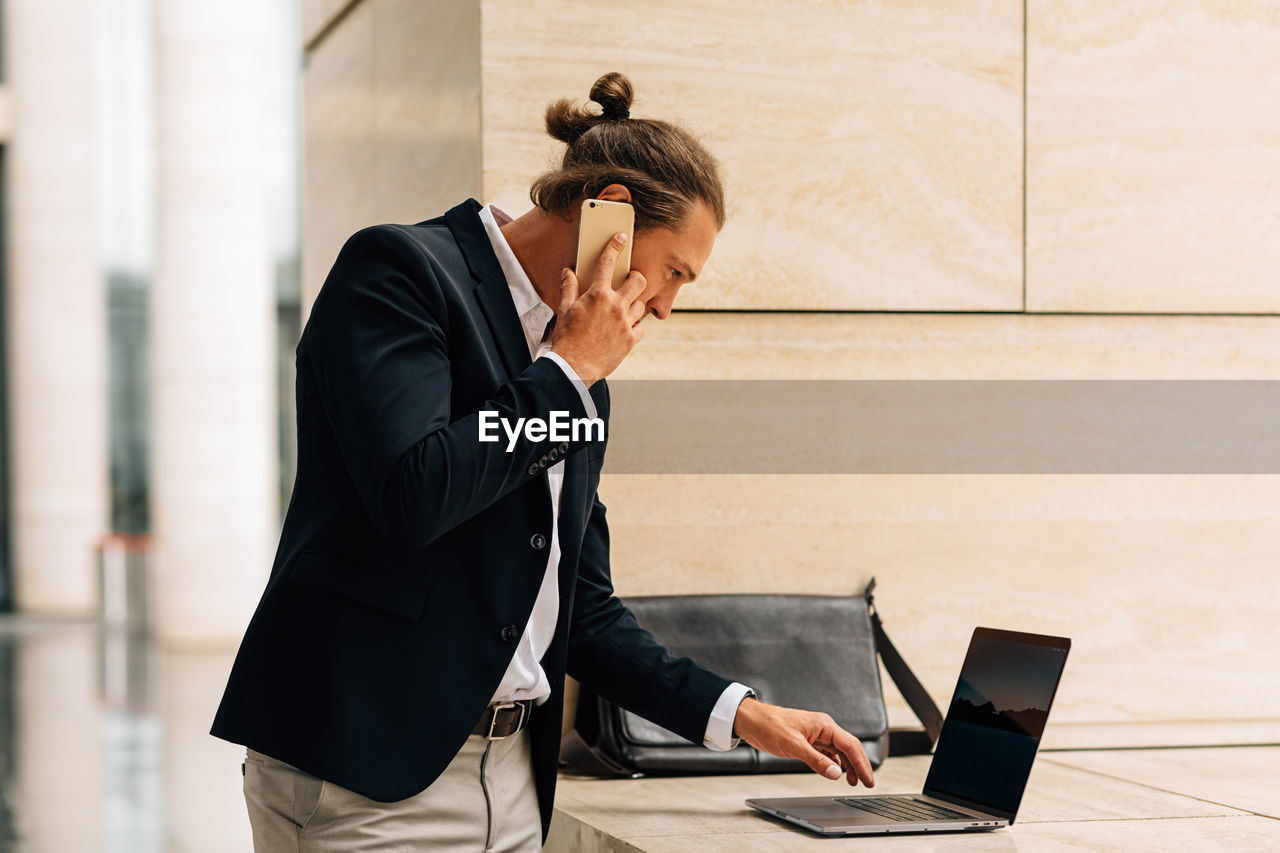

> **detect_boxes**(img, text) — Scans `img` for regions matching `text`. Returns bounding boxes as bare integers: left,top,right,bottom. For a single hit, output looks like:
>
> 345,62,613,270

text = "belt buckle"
486,701,528,740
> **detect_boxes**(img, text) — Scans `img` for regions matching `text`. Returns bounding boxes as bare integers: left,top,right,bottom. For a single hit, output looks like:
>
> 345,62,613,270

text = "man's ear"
596,183,633,204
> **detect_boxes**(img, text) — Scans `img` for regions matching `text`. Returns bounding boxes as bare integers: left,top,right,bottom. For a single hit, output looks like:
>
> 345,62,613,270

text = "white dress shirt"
478,204,751,750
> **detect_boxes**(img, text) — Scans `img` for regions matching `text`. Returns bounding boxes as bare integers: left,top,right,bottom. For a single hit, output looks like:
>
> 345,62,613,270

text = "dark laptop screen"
923,629,1070,819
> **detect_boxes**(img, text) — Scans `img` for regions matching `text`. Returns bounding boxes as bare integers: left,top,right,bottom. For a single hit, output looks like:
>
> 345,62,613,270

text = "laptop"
747,626,1070,836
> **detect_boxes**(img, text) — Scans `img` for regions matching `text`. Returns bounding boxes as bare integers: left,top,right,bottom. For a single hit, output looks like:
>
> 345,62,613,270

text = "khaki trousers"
243,730,542,852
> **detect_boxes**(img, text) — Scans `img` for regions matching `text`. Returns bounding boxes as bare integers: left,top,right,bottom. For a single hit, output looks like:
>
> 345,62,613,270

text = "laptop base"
747,796,1009,836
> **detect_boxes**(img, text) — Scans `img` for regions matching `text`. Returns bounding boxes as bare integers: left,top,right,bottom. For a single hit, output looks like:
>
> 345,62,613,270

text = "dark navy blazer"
210,198,730,840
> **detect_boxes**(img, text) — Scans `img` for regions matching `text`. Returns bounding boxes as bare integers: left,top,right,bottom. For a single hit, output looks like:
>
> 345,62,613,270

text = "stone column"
3,0,109,612
152,0,278,645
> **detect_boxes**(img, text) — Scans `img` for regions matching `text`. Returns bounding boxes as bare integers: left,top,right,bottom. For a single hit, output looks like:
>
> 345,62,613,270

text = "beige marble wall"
306,1,1280,314
601,472,1280,743
596,314,1280,743
609,313,1280,382
300,2,1280,747
301,0,482,315
1028,2,1280,312
479,0,1024,311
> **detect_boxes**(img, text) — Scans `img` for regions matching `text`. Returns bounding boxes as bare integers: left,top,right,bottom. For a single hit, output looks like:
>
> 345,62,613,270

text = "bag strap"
559,678,646,778
864,577,944,754
559,728,643,779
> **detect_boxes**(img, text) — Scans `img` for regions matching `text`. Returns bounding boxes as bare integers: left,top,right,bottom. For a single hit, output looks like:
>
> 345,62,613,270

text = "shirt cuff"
703,682,756,752
540,351,598,421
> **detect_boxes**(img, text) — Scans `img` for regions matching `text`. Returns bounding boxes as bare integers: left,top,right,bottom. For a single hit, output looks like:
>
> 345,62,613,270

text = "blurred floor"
0,615,251,852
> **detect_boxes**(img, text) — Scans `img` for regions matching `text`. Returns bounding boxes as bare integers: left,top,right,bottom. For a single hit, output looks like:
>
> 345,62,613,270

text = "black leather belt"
472,700,534,740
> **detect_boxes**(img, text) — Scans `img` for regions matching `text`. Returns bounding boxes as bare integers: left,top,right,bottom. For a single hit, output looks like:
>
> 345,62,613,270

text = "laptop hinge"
921,790,1014,822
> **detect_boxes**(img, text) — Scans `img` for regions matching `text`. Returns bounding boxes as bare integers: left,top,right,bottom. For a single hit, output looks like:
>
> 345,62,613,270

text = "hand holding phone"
551,200,648,385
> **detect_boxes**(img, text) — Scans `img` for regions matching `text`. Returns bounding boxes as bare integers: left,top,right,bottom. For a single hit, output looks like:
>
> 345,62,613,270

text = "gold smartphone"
574,198,634,290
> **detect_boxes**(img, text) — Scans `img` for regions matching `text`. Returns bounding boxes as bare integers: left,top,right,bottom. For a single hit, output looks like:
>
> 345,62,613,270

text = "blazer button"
501,625,520,643
530,533,548,550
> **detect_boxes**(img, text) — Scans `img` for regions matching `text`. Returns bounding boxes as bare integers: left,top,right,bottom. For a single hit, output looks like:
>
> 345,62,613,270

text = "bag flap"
616,594,889,746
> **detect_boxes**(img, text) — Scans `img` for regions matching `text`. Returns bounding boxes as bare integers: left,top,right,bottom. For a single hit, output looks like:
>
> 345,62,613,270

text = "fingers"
617,270,647,304
558,267,578,316
625,298,647,326
829,728,875,788
588,233,628,292
815,746,846,778
796,740,843,780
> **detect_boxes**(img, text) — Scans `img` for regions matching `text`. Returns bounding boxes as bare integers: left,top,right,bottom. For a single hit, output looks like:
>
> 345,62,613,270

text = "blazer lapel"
445,198,531,379
474,272,532,379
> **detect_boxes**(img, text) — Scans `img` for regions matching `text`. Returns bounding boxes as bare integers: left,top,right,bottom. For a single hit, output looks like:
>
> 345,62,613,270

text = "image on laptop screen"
923,631,1069,818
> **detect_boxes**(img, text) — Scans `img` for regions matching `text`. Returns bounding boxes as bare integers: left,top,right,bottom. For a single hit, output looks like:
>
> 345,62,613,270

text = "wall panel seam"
1022,0,1028,313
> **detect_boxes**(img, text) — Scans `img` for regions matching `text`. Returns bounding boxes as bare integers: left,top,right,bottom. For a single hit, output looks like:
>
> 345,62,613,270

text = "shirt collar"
478,203,549,320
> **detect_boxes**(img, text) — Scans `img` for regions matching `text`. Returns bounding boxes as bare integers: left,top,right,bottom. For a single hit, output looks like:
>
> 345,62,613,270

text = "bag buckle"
487,701,528,740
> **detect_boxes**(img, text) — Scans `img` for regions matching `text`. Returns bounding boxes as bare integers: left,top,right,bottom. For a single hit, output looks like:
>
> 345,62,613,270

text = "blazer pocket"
287,550,429,621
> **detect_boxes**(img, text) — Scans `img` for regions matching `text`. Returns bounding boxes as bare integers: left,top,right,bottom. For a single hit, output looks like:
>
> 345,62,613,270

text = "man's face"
626,200,718,323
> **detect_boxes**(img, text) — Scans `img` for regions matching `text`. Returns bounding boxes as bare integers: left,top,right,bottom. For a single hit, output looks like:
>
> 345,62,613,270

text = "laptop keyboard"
836,796,973,822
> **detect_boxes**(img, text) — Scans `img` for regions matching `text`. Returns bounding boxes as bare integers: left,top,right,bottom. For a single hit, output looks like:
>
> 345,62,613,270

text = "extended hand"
550,233,648,385
732,697,875,787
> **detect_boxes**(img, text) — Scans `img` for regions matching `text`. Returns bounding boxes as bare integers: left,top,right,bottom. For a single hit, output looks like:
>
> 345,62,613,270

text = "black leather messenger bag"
559,579,943,778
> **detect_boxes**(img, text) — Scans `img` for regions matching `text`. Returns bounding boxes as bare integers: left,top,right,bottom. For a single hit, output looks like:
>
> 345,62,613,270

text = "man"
213,72,873,852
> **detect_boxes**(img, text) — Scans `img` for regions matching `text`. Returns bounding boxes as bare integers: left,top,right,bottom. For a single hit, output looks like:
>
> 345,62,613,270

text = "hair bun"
590,72,633,121
543,72,636,144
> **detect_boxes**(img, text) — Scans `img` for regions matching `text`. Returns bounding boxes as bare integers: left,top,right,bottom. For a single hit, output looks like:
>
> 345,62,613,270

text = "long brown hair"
529,72,726,232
